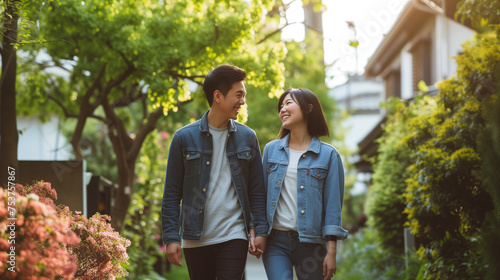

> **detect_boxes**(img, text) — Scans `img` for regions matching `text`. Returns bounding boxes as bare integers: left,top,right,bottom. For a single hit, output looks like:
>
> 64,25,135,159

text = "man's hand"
166,243,182,267
253,235,267,259
323,240,337,279
248,228,266,259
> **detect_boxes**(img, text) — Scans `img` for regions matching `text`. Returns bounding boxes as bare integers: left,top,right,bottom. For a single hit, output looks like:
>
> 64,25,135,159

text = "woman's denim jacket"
161,110,268,245
262,135,348,243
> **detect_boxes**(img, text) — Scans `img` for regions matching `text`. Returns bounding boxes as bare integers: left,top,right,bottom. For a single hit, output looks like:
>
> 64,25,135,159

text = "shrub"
0,185,78,279
63,208,131,279
0,182,130,279
401,28,498,279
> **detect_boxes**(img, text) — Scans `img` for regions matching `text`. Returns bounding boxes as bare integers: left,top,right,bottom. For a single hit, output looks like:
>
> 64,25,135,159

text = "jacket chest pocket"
266,163,281,189
184,151,201,176
236,150,253,175
309,168,328,189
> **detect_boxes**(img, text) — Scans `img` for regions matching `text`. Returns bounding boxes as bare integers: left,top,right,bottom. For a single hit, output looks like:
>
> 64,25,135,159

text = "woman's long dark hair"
277,88,330,139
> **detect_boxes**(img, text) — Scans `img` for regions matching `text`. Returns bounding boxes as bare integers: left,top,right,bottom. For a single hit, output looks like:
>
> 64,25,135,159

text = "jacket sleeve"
161,131,184,245
322,152,349,240
247,133,268,236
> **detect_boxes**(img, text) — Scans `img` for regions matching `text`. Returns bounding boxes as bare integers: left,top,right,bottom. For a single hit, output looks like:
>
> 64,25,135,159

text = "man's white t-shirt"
183,125,247,248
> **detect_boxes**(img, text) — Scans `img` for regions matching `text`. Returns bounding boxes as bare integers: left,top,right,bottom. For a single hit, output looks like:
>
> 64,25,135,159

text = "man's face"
219,81,246,120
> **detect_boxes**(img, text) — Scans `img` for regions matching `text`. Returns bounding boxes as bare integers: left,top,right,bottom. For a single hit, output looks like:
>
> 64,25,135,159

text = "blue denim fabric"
262,135,348,243
161,110,268,245
263,230,327,280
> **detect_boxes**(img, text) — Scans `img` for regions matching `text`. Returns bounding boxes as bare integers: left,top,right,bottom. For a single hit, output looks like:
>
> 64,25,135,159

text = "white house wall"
18,116,72,161
400,46,413,99
446,18,476,77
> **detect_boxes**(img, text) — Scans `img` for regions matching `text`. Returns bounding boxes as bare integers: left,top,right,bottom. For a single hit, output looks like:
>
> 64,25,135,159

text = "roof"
364,0,464,77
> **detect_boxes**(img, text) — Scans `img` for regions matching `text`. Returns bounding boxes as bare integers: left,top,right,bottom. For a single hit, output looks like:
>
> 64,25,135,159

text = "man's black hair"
203,64,247,106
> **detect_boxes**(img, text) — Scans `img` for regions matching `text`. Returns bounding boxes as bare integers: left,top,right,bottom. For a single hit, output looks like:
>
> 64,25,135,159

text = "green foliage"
335,228,424,280
122,129,170,278
456,0,500,30
366,97,424,255
475,27,500,280
400,30,499,279
29,0,285,116
0,0,45,46
367,22,500,280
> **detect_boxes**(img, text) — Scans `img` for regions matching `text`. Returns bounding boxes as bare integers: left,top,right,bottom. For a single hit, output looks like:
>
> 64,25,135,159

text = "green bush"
401,28,499,279
366,98,423,255
335,228,423,280
475,28,500,279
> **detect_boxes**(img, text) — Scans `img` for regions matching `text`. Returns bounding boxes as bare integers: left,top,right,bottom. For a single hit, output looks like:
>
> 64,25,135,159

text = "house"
329,74,384,153
353,0,476,176
17,116,114,217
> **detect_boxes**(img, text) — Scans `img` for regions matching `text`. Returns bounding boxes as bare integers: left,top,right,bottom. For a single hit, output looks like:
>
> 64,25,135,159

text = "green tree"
20,0,286,232
402,38,494,279
365,98,420,255
0,0,42,186
456,0,500,29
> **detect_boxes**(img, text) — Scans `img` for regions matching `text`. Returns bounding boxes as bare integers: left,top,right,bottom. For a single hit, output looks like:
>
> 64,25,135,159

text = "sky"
281,0,410,88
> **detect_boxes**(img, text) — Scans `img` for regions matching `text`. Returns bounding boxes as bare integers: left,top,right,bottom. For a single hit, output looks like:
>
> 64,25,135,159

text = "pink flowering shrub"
0,182,130,279
0,186,79,279
15,181,58,208
62,207,131,279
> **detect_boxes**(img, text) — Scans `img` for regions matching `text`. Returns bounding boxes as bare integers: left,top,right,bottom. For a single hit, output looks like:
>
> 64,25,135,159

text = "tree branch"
70,64,107,160
112,84,147,108
102,95,133,153
164,71,205,86
47,94,106,122
258,21,303,44
127,107,164,163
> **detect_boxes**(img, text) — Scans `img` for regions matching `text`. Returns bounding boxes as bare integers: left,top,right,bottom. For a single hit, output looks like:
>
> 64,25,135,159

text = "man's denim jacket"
262,134,348,243
161,110,268,245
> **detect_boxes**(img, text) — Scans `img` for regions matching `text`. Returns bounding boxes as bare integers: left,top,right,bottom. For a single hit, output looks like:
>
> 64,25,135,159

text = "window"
409,37,431,93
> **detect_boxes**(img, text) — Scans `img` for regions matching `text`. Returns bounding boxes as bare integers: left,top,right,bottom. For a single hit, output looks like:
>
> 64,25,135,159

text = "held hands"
166,243,182,267
248,228,266,259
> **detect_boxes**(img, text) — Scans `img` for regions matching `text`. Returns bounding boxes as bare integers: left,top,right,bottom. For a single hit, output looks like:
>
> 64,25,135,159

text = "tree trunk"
0,1,20,187
110,159,135,232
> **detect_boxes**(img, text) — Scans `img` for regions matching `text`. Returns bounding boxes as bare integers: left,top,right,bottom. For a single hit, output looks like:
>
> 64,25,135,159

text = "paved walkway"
245,253,267,280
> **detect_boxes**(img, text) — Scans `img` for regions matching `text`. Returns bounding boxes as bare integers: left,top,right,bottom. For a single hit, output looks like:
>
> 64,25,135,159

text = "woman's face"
279,93,305,130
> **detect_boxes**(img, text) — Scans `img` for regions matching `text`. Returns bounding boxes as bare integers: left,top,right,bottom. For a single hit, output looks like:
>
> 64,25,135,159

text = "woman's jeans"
263,230,327,280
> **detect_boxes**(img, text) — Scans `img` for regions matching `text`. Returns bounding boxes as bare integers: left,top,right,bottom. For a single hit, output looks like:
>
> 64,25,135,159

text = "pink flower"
160,131,169,139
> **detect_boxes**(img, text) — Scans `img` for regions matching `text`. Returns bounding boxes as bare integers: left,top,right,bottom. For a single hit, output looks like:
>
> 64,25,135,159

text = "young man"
161,64,268,279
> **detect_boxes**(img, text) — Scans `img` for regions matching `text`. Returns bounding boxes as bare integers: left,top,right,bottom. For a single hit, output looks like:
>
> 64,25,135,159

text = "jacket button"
186,154,190,159
272,203,276,206
301,210,305,214
302,154,306,158
206,161,210,166
300,186,304,190
317,174,321,178
246,153,250,157
199,210,203,214
277,180,281,184
202,188,206,192
236,185,240,189
207,133,210,137
268,168,271,171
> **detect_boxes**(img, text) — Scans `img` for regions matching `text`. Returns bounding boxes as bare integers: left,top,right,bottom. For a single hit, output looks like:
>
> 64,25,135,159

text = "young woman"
258,88,348,280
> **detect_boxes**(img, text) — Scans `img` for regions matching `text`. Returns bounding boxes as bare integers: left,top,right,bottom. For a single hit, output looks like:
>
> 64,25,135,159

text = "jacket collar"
278,134,321,154
199,110,237,133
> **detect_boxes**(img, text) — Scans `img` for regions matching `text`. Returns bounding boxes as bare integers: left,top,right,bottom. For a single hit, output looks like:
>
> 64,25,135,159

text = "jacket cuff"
162,234,181,245
322,225,349,240
253,223,269,237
